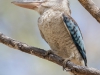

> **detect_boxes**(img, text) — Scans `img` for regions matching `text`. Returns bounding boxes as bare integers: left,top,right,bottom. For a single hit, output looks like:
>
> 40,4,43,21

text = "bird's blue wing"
62,14,87,66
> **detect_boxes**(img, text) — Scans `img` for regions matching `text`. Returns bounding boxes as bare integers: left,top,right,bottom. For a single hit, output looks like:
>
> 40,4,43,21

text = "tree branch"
0,32,100,75
78,0,100,23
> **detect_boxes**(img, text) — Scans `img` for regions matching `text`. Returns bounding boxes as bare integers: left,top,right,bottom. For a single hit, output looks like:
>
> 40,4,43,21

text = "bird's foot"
43,50,54,58
63,58,71,71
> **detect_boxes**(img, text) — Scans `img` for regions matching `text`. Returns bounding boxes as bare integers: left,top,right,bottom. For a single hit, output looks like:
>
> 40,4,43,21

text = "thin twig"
78,0,100,23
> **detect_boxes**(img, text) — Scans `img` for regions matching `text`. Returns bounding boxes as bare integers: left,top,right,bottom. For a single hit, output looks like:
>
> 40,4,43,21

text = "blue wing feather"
63,14,87,66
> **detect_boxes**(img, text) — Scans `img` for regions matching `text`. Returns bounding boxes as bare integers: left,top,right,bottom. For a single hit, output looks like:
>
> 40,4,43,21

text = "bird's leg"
43,50,54,58
63,56,73,71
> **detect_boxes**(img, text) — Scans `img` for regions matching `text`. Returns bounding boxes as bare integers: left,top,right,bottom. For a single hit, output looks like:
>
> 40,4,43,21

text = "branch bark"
78,0,100,23
0,32,100,75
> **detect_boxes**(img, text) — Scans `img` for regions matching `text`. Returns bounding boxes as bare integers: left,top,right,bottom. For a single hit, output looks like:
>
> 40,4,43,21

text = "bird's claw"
43,50,53,58
63,59,70,71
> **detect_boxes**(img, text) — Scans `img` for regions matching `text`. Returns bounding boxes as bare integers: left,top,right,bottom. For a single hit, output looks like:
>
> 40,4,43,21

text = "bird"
12,0,87,74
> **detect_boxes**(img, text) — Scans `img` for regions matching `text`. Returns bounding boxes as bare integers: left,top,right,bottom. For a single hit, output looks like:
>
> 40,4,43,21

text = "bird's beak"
11,0,44,10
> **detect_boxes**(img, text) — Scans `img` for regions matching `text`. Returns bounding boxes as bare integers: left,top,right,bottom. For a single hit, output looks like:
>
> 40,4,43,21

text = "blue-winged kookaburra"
12,0,87,74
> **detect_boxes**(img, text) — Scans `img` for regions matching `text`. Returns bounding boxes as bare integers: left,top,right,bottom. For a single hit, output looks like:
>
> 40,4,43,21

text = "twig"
0,32,100,75
78,0,100,23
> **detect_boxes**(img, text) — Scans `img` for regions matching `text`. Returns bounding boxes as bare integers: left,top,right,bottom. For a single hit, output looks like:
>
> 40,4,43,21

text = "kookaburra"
12,0,87,75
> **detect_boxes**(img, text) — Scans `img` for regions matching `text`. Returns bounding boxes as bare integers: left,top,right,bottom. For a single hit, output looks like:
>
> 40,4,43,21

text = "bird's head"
12,0,71,15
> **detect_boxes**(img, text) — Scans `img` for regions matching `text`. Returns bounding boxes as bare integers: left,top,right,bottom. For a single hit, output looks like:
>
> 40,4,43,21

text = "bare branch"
0,32,100,75
78,0,100,23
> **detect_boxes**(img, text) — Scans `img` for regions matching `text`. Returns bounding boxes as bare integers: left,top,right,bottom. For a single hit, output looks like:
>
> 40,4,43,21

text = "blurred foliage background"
0,0,100,75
